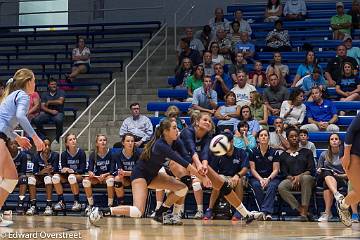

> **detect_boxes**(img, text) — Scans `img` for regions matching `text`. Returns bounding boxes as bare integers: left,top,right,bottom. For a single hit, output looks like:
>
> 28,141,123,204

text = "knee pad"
51,175,61,184
44,176,52,185
180,176,192,189
82,179,91,188
18,176,28,185
0,179,18,193
192,181,202,192
129,206,142,218
106,178,114,187
68,174,77,184
28,176,36,185
220,181,232,196
174,186,188,197
114,181,123,188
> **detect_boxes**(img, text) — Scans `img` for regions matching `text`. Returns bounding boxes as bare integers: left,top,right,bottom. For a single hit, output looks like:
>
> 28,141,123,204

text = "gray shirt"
192,87,217,110
264,86,290,109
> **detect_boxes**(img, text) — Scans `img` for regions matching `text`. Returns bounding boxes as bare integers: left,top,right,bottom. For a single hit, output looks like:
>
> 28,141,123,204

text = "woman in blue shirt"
336,62,360,101
234,121,256,151
239,105,260,136
0,68,44,226
292,50,323,87
301,67,327,99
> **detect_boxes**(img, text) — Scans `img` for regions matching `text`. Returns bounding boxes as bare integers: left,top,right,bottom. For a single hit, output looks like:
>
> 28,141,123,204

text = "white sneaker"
71,201,82,211
318,212,332,222
26,206,36,216
0,213,13,227
88,207,102,225
163,213,183,225
43,206,53,216
85,205,93,217
250,211,265,220
336,201,352,227
194,210,203,219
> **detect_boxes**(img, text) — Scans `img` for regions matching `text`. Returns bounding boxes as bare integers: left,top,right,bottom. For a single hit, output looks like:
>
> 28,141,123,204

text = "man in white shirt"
231,70,256,107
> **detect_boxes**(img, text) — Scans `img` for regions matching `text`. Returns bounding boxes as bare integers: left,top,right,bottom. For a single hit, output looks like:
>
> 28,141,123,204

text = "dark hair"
299,129,309,136
209,42,220,51
224,91,236,101
129,102,140,109
237,120,249,131
312,67,322,75
325,133,342,164
121,133,136,155
180,37,190,46
274,19,283,27
203,50,212,56
47,77,57,84
222,131,234,142
240,105,253,121
289,87,304,102
203,25,211,33
285,127,299,138
267,0,280,9
0,81,5,88
231,20,240,29
256,128,270,139
304,50,317,66
336,44,347,51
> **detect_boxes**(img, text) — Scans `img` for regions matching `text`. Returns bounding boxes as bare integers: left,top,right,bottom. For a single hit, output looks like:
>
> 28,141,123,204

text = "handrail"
59,78,117,154
174,0,196,51
125,23,168,107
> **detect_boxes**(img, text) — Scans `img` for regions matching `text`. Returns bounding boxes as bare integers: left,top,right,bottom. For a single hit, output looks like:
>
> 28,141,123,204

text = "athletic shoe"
318,212,332,222
85,205,93,217
193,210,203,219
89,207,103,225
203,208,213,220
53,201,66,211
336,201,352,227
351,213,359,223
251,211,265,221
43,206,53,216
231,211,242,221
0,213,13,227
26,206,36,216
163,213,183,225
149,210,156,218
71,201,82,211
243,213,255,224
265,214,272,221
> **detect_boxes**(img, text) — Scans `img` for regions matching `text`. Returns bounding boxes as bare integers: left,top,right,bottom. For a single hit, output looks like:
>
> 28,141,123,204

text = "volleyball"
209,134,230,156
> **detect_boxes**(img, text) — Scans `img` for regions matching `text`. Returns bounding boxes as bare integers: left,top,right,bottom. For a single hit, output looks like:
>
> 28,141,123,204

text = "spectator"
229,52,248,83
178,38,202,67
200,51,214,76
233,32,255,62
28,90,41,122
229,21,242,46
264,74,290,116
265,20,292,52
266,52,290,86
186,65,204,99
164,106,187,131
213,28,232,64
232,10,253,36
270,117,290,151
231,70,256,107
292,50,323,87
283,0,307,21
264,0,283,22
344,35,360,65
192,76,218,115
331,2,352,40
325,44,358,87
215,91,240,132
278,128,315,222
176,27,205,61
238,105,260,136
67,37,90,82
249,60,267,87
299,129,317,159
173,58,193,88
119,103,153,148
209,42,225,66
234,121,257,150
300,86,339,132
209,7,230,33
301,67,327,99
280,87,306,128
336,62,360,101
194,25,215,50
249,129,281,220
249,91,269,129
317,133,347,222
211,63,233,101
348,0,360,29
33,78,65,142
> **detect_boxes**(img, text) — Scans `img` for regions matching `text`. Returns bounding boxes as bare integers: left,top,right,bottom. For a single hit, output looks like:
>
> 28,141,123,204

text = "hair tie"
6,78,14,86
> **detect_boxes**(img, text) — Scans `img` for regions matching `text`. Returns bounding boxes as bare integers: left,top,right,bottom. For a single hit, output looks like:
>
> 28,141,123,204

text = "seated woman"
52,133,86,212
113,133,142,206
173,58,193,88
234,121,257,151
249,129,281,220
292,51,323,87
83,134,116,215
265,20,291,52
239,105,260,136
264,0,283,22
185,65,204,101
163,105,187,131
214,91,240,132
249,61,267,87
317,133,347,222
280,88,306,128
249,91,269,130
67,37,91,82
209,42,225,66
336,62,360,101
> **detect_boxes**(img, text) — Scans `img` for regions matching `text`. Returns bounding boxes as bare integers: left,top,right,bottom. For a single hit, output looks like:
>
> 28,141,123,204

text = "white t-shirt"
279,100,306,125
231,83,256,107
72,47,91,65
212,54,225,65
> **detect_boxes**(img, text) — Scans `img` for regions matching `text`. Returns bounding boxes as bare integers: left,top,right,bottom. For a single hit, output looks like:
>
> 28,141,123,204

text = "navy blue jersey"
133,138,191,179
344,111,360,157
13,150,27,175
114,148,142,172
249,147,280,178
61,148,87,174
209,147,249,176
32,151,60,174
88,149,116,175
180,126,212,161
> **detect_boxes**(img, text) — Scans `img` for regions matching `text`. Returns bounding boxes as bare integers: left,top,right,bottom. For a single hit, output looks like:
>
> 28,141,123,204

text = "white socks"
87,197,94,206
236,203,250,217
197,205,203,212
156,201,162,210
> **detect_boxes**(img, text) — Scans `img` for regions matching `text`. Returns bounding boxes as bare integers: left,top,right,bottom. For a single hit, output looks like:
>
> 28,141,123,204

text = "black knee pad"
114,181,123,188
220,181,232,196
180,176,192,189
18,176,28,185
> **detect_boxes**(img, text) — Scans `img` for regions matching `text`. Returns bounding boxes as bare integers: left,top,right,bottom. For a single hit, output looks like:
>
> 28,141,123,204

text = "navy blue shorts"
73,63,90,73
130,167,154,185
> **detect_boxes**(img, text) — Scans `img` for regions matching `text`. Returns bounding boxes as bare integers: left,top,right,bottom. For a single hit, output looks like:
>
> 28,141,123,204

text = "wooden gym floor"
1,216,360,239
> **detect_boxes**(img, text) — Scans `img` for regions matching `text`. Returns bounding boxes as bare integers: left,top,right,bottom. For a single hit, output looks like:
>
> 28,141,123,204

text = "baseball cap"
336,2,344,8
343,35,352,41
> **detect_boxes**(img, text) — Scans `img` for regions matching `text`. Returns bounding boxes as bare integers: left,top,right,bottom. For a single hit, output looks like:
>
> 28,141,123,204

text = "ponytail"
0,68,34,103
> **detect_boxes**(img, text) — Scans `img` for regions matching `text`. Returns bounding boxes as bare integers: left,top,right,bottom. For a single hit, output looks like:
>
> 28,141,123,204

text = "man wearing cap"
331,2,352,40
344,35,360,65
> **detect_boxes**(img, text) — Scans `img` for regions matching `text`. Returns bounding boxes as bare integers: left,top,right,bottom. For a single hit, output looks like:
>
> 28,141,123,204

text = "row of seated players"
8,113,359,222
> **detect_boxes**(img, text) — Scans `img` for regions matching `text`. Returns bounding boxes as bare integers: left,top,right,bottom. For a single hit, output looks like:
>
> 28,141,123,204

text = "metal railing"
125,23,168,107
59,78,117,154
173,0,196,51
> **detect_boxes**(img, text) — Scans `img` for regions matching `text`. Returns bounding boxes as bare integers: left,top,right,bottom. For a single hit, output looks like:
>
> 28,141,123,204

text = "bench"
36,82,102,95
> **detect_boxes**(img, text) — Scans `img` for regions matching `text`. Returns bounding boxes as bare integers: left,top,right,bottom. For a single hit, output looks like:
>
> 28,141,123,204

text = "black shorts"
73,63,90,73
130,167,154,185
321,170,347,191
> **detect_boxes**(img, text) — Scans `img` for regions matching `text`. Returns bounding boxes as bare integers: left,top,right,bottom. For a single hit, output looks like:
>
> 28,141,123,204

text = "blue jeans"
32,112,64,141
249,177,280,214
